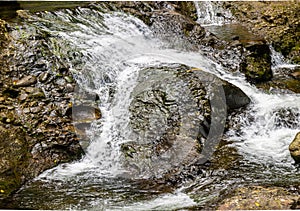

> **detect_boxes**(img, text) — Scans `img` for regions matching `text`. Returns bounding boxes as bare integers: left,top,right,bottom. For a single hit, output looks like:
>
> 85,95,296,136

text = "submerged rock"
289,132,300,163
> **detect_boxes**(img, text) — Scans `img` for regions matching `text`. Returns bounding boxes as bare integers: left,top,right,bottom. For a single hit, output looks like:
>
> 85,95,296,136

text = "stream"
2,2,300,210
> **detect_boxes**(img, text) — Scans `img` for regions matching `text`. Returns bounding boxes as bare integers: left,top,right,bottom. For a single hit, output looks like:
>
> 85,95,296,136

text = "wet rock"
150,10,206,49
224,2,300,64
55,78,66,86
16,10,31,19
218,186,300,210
0,12,85,202
64,76,73,83
14,75,37,87
71,104,101,123
38,72,49,82
175,2,198,21
289,132,300,163
240,40,272,83
222,82,250,110
121,64,250,179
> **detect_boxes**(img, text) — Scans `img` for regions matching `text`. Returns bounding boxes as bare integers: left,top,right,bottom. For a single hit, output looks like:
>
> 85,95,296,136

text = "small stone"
14,75,37,87
0,97,4,102
64,76,73,83
65,84,74,92
16,10,31,19
232,35,239,40
23,108,30,114
29,101,37,107
30,106,42,114
39,72,49,82
7,106,14,110
19,93,28,101
28,88,45,99
24,87,36,93
55,78,66,86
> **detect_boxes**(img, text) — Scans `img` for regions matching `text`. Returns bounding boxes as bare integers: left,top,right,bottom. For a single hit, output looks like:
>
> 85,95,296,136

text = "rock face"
121,64,250,179
218,186,300,210
289,132,300,163
0,18,85,200
224,2,300,64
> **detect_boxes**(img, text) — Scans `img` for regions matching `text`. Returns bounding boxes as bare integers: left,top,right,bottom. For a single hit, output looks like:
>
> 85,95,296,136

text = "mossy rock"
240,41,272,83
225,2,300,64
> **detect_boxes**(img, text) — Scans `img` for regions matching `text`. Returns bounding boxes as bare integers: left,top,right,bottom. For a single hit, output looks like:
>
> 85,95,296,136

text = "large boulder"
289,132,300,163
121,64,250,179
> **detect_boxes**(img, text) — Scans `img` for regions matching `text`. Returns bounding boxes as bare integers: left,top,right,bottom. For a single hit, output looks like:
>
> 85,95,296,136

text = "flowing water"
4,3,300,210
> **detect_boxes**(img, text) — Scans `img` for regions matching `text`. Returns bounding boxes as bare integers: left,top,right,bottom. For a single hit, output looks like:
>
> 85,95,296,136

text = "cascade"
4,3,300,210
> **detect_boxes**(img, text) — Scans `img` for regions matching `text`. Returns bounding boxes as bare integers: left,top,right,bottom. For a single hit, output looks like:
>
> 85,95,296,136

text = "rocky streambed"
0,1,299,210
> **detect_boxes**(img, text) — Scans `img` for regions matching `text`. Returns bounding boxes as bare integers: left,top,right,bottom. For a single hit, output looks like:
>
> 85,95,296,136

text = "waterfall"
195,1,234,26
8,3,300,210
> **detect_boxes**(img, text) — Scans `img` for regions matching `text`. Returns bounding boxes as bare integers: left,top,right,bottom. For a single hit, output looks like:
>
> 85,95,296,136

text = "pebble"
19,93,28,101
65,84,74,92
23,108,30,114
39,72,49,82
30,106,42,114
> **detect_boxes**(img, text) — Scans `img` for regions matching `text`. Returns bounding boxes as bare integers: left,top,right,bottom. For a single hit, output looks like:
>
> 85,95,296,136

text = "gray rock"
121,64,250,179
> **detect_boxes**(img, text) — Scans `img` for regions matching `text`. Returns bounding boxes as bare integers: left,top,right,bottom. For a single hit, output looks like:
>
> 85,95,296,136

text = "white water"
24,4,300,209
195,1,235,26
270,45,300,74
